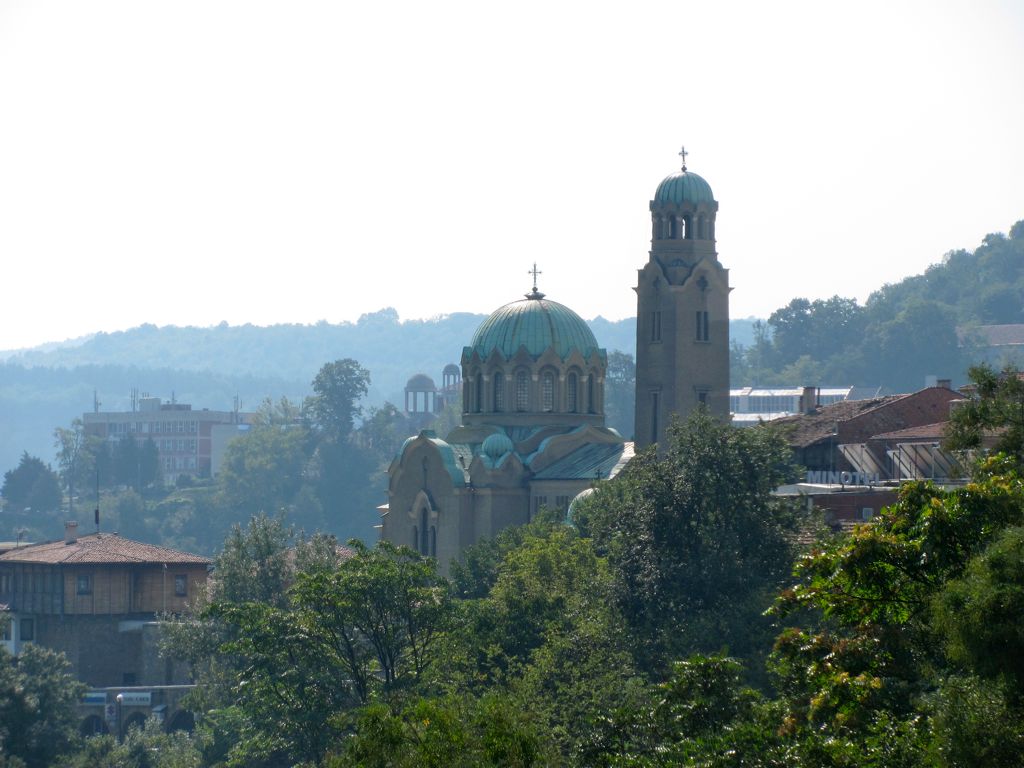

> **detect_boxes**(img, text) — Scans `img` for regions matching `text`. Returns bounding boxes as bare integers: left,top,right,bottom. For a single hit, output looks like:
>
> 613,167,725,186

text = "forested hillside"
0,312,640,473
1,217,1021,477
732,219,1024,391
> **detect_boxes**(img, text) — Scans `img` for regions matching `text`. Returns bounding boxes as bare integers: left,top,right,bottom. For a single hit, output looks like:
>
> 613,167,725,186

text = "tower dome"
469,290,599,361
654,170,715,205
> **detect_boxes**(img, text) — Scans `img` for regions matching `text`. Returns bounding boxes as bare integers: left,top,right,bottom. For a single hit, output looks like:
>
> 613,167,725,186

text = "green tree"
336,693,548,768
205,540,451,765
0,644,86,767
53,419,94,506
112,436,140,489
768,468,1024,764
1,452,62,513
139,437,160,489
945,364,1024,471
307,358,371,441
216,422,311,517
583,654,781,768
605,351,636,439
66,717,201,768
575,411,803,669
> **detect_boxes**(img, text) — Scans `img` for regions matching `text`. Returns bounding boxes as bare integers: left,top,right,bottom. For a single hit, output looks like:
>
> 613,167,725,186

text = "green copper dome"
469,291,600,361
654,170,715,205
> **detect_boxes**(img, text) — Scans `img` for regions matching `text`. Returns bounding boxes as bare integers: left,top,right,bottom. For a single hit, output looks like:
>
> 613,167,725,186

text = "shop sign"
118,692,151,706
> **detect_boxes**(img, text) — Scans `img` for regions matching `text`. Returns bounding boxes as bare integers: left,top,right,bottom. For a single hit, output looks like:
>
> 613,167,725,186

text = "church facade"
381,151,727,566
381,282,631,571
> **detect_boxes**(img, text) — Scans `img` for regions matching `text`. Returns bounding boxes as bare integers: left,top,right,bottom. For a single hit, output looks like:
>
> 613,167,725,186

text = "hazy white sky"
1,0,1023,351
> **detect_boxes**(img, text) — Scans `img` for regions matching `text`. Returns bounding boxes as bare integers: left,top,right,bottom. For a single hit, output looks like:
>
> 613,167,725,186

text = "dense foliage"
0,643,86,766
0,360,427,551
732,219,1024,390
1,452,62,514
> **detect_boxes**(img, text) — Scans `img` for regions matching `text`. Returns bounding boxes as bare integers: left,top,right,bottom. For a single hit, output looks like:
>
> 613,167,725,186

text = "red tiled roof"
871,422,949,441
774,388,964,448
0,533,210,565
772,395,902,447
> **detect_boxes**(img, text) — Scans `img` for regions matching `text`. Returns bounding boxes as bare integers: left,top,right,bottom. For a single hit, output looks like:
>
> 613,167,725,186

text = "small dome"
566,487,596,527
442,363,460,376
470,293,600,361
654,170,715,205
406,373,437,391
481,432,514,460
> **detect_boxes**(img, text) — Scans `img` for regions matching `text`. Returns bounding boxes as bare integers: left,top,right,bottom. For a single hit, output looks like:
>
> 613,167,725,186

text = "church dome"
654,170,714,205
470,291,599,361
406,373,437,391
481,432,514,460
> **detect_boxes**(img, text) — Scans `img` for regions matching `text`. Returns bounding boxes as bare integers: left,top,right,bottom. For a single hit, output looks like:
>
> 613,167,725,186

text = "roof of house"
871,422,949,441
773,388,964,448
973,324,1024,347
0,532,210,566
772,395,903,447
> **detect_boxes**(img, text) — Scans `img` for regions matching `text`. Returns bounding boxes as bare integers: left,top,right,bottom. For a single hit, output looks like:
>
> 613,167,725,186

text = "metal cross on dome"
679,145,688,171
528,263,542,292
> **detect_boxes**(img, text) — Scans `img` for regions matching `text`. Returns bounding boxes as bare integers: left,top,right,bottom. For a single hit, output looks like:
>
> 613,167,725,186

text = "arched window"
542,371,555,412
474,374,482,413
567,372,578,413
419,507,429,555
515,370,530,412
493,373,504,412
698,215,706,239
684,215,693,239
587,374,595,414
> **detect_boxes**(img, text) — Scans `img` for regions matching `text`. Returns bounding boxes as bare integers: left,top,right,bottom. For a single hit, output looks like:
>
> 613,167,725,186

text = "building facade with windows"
635,151,730,449
0,522,209,687
83,397,252,484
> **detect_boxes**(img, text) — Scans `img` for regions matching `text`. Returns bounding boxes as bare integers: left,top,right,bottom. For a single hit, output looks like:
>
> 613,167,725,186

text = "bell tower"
634,147,730,450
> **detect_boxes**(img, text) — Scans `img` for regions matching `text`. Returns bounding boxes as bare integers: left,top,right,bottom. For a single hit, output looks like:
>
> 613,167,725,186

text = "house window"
174,575,187,597
20,618,34,642
77,574,92,595
697,390,708,406
1,623,9,641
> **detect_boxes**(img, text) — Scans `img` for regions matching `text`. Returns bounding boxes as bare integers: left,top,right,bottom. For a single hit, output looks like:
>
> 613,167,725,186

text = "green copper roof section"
654,170,715,205
470,293,600,361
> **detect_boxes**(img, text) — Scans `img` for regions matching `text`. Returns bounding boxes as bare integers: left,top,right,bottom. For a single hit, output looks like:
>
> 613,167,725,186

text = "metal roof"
469,295,600,361
532,442,631,480
654,170,715,205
